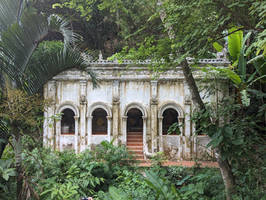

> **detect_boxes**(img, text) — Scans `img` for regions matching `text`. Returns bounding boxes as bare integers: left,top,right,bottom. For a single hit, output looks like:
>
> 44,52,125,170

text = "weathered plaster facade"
43,58,229,160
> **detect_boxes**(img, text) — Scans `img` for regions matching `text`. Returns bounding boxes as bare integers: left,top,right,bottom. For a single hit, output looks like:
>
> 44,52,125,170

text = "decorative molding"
158,101,185,118
150,99,158,105
56,102,80,117
87,58,230,65
87,102,112,118
123,102,148,117
184,95,192,105
80,95,87,105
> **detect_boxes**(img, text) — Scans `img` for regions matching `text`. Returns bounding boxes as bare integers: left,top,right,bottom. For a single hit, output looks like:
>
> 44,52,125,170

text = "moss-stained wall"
43,62,228,160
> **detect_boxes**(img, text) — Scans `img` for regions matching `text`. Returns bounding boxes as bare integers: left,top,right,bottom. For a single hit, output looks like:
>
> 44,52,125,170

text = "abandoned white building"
43,58,229,160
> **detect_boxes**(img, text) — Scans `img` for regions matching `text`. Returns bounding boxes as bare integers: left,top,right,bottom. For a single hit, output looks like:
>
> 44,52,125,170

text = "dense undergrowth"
1,138,263,200
0,139,228,200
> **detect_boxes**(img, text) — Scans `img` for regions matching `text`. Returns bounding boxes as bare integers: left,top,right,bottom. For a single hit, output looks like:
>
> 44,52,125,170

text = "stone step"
129,150,143,155
127,135,143,138
127,138,143,142
127,142,143,146
127,132,142,135
127,146,143,151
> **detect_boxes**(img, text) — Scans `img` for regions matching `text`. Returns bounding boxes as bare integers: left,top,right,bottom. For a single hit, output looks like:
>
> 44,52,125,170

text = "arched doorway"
61,108,75,135
127,108,143,133
126,108,144,159
162,108,179,135
92,108,107,135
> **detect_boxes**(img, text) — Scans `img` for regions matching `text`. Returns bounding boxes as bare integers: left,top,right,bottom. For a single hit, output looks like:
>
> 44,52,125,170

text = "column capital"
106,116,112,120
48,80,57,85
150,80,158,85
150,98,158,105
74,116,79,120
79,79,87,85
112,97,120,105
142,116,147,120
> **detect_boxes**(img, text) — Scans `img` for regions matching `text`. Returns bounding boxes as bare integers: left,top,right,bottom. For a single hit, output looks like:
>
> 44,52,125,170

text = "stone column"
150,80,158,153
121,116,128,145
55,120,60,151
44,80,56,148
107,116,112,142
158,117,164,152
74,116,79,153
184,81,193,159
79,80,87,152
143,116,147,158
87,116,92,150
112,80,120,145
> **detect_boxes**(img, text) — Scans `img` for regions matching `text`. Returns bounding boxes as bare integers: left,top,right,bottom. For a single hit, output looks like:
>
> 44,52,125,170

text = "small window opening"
92,108,107,135
163,108,179,135
61,108,75,134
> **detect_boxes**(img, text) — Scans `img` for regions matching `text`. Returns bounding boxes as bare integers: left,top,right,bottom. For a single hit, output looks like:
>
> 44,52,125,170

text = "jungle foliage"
0,0,265,200
1,140,227,200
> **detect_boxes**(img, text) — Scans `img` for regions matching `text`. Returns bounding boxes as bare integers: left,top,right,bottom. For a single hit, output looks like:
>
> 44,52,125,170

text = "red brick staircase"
126,132,144,162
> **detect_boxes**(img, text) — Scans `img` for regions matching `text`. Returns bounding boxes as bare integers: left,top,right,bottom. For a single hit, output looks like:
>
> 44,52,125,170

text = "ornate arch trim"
56,101,80,117
87,102,112,117
158,101,184,118
123,102,147,117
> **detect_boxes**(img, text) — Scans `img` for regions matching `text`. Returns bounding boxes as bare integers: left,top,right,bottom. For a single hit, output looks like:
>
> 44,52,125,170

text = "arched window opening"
162,108,179,135
92,108,107,135
61,108,75,134
127,108,143,132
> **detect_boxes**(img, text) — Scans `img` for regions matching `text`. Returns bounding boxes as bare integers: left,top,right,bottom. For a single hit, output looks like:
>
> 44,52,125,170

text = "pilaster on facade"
184,81,193,159
158,116,164,152
44,80,57,147
121,116,128,145
106,116,112,142
87,116,93,150
150,80,158,153
112,80,120,145
79,80,87,152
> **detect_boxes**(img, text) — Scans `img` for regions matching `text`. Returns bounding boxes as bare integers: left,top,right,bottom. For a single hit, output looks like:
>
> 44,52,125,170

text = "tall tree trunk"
157,1,235,199
216,151,235,200
12,126,23,200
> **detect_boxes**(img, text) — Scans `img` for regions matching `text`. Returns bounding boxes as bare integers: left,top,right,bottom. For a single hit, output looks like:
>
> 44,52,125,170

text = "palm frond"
0,13,48,79
48,15,82,47
0,0,20,32
0,118,9,158
23,46,97,94
0,119,8,135
0,12,81,88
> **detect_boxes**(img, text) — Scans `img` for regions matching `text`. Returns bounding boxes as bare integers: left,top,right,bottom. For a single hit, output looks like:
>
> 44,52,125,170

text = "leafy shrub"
0,159,16,199
179,168,225,200
112,169,155,200
21,141,134,199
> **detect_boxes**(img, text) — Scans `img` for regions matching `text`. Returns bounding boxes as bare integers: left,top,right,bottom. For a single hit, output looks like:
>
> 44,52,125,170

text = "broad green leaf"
228,27,243,62
232,138,244,145
213,42,223,52
238,32,251,81
211,67,242,86
2,172,9,181
224,126,233,139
